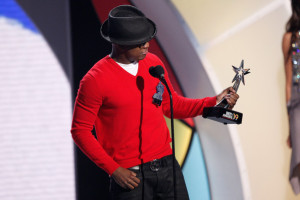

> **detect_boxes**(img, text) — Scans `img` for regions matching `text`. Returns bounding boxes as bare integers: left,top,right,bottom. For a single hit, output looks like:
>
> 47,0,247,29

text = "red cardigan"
71,53,216,175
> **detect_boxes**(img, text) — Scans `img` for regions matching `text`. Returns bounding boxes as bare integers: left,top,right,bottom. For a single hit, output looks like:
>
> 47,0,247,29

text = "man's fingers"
232,93,239,100
224,96,236,108
131,176,140,184
225,93,239,102
228,87,236,93
225,94,235,101
130,171,137,177
125,181,134,190
226,99,234,106
118,179,133,190
121,175,140,190
128,178,139,187
123,177,140,189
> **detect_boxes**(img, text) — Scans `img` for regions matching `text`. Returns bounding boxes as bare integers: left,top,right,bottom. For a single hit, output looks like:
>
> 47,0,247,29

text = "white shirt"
115,61,139,76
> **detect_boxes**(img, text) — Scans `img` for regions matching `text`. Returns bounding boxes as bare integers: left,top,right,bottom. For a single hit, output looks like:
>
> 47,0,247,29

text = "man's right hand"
111,167,140,190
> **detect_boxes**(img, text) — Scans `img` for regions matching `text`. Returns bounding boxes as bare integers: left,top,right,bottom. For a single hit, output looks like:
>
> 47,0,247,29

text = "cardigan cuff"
104,161,120,176
205,96,217,107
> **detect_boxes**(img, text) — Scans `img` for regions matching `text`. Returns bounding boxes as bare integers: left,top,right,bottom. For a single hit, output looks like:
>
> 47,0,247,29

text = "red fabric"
71,53,216,175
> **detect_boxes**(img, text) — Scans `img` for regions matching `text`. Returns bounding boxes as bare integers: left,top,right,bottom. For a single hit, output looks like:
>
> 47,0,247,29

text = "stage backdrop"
0,0,297,200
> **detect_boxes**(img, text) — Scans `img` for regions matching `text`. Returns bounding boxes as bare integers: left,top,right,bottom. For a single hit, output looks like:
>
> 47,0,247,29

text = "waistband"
128,154,173,172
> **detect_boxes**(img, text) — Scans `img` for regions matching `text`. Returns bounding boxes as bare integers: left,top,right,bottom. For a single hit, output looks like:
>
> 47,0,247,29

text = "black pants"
110,155,189,200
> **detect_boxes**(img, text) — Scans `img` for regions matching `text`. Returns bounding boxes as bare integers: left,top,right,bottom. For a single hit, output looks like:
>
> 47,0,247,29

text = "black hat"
100,5,157,46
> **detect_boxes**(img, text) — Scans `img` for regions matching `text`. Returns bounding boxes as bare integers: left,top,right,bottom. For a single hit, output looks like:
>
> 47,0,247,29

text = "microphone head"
149,65,165,79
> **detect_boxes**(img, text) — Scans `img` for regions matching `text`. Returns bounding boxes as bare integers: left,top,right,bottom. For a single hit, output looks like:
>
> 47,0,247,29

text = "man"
71,5,239,200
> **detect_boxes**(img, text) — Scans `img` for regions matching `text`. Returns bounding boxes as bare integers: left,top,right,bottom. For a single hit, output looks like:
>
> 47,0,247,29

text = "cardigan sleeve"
70,74,119,175
161,66,217,118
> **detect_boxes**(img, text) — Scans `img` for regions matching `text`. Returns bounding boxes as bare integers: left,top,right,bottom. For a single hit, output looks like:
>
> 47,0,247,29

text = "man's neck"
110,45,133,64
110,53,132,64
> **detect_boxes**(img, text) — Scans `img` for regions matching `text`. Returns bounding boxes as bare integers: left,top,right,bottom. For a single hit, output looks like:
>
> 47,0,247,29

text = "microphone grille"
149,65,164,78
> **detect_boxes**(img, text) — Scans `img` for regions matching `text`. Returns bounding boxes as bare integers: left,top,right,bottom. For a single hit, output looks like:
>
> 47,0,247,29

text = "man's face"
122,42,149,63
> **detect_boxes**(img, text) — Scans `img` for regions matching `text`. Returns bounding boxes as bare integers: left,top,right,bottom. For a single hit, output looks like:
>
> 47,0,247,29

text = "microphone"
149,64,176,198
149,65,165,80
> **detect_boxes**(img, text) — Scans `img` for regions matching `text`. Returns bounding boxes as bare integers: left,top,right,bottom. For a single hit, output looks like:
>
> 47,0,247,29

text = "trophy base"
202,107,243,125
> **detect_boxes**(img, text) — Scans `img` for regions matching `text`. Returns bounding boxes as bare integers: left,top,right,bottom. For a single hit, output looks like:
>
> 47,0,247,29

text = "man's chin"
139,54,147,60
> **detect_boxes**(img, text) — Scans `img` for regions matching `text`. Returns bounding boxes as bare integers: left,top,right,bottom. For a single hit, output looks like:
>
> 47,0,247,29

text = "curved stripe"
0,0,38,33
131,0,249,199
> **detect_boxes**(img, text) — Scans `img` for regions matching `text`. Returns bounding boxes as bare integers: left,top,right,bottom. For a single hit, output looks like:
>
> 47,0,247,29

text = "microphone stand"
160,77,176,200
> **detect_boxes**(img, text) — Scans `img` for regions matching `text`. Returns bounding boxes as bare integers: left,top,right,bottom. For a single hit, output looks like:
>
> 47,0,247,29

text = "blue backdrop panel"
183,132,211,200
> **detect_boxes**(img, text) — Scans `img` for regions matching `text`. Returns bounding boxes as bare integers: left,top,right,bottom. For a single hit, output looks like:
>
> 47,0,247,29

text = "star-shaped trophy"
203,60,250,124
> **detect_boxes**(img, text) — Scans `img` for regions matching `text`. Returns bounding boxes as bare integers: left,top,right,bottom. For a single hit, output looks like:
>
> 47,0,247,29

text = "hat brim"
100,18,157,46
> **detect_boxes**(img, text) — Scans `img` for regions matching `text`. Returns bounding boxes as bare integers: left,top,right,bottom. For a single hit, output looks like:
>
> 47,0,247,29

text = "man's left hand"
216,87,239,109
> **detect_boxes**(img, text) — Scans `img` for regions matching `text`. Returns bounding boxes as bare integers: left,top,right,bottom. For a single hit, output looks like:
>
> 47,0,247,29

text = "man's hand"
216,87,239,109
111,167,140,190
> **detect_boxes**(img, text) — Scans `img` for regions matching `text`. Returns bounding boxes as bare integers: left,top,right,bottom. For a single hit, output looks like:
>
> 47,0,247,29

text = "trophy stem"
215,97,229,108
233,79,241,93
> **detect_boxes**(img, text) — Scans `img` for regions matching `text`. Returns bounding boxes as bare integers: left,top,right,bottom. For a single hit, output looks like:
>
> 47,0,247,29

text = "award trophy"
203,60,250,125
